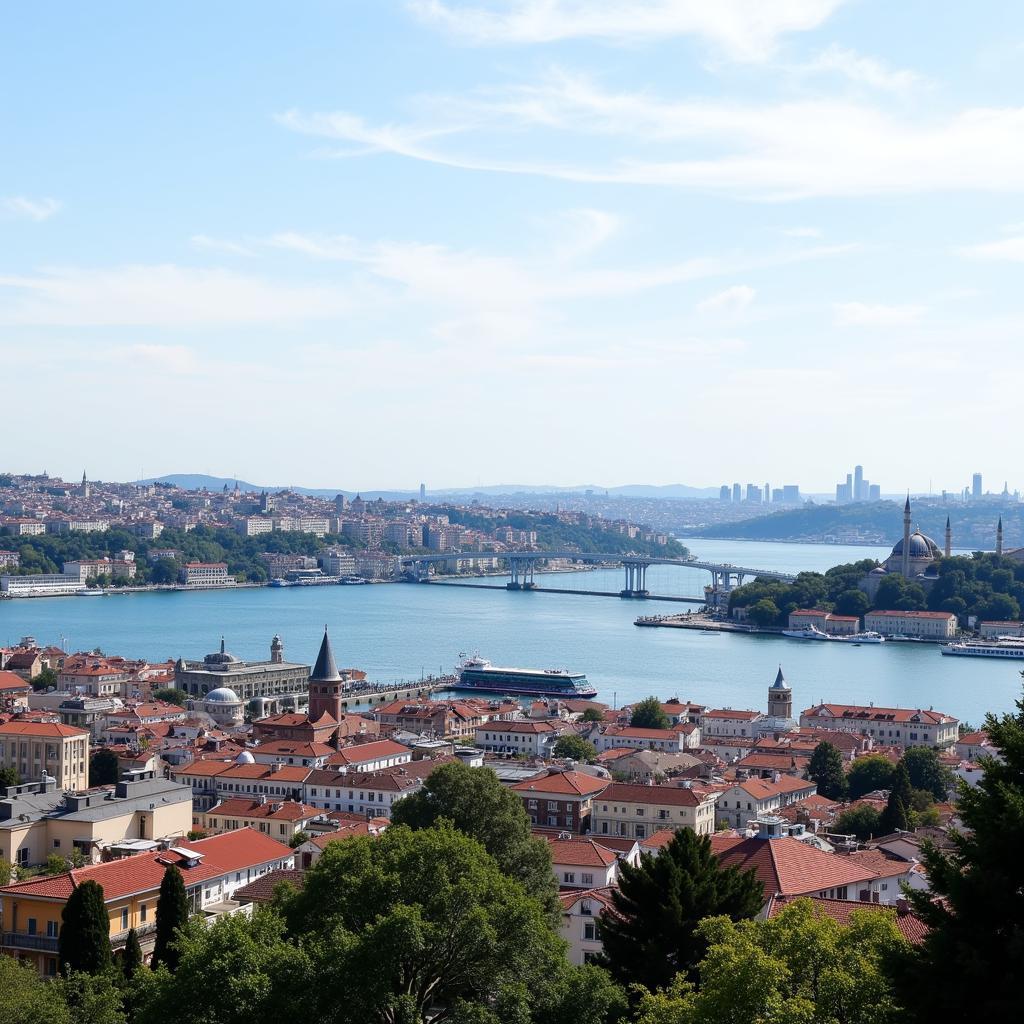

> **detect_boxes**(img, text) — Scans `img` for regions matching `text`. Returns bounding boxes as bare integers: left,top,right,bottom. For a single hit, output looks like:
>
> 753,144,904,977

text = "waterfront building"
178,561,231,586
0,720,90,790
799,703,958,749
590,782,718,839
863,610,957,639
174,636,310,713
978,620,1024,638
0,828,294,975
63,555,137,582
0,573,83,597
860,498,941,598
321,549,357,576
787,609,859,634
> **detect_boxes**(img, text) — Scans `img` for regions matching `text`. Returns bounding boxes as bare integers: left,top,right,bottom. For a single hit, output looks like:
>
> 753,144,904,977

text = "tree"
598,828,763,992
152,864,189,972
581,707,604,723
0,857,12,885
746,598,781,628
0,955,73,1024
552,734,598,762
834,804,884,841
808,741,848,800
630,697,669,730
634,899,908,1024
0,765,20,788
899,683,1024,1020
152,687,187,706
56,970,127,1024
834,588,871,618
900,746,952,801
59,879,112,976
880,763,912,834
288,831,309,849
390,760,558,915
121,928,143,981
282,824,570,1024
846,755,896,799
90,748,120,786
30,666,59,691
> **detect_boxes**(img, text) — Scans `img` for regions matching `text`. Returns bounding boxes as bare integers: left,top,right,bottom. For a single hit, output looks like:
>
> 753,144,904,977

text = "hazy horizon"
4,2,1023,491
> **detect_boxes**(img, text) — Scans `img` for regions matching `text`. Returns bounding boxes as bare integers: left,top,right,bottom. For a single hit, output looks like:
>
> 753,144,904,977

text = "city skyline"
4,3,1024,487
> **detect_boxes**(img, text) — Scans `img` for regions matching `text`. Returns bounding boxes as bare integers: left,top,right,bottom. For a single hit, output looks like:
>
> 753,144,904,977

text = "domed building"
200,685,243,725
861,497,946,600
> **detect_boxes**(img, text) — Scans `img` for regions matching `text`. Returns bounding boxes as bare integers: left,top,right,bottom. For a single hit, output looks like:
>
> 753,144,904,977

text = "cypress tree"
122,927,143,980
808,741,847,799
59,879,111,975
152,864,189,972
881,762,913,833
599,828,763,992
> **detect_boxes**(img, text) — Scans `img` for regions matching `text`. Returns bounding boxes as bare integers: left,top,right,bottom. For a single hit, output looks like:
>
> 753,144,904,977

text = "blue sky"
3,1,1024,494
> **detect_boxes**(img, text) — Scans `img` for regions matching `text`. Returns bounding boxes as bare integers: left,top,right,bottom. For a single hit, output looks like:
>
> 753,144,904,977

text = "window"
584,922,596,940
53,838,61,848
27,918,37,936
47,958,58,977
564,872,575,884
140,903,148,922
580,901,593,916
635,808,644,816
582,872,594,885
47,921,59,938
120,909,129,930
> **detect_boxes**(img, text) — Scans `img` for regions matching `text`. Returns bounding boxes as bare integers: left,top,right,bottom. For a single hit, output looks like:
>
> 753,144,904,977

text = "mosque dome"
890,531,940,559
869,566,888,576
204,687,241,704
234,749,256,764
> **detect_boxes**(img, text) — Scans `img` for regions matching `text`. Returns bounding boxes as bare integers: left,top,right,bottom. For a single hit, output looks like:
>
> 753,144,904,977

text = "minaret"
308,626,344,724
768,665,793,722
901,495,912,578
944,516,951,558
997,517,1003,556
81,471,90,499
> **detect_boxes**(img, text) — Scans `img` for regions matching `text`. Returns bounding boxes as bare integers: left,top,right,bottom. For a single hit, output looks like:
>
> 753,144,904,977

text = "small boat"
75,588,106,597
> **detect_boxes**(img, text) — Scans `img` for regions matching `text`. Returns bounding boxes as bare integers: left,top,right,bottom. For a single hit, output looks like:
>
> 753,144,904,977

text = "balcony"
2,931,59,952
111,921,157,947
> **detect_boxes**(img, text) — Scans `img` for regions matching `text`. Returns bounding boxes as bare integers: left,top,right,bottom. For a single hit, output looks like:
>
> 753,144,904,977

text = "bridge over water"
399,550,795,601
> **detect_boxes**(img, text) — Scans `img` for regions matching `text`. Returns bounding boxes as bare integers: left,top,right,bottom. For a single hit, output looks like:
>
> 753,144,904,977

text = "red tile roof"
802,704,956,726
511,770,609,798
205,798,319,822
547,837,617,868
0,720,89,738
766,894,928,944
597,782,708,807
326,739,411,766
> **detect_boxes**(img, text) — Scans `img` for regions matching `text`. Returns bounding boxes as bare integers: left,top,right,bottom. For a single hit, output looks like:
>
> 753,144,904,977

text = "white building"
473,720,568,757
799,703,958,750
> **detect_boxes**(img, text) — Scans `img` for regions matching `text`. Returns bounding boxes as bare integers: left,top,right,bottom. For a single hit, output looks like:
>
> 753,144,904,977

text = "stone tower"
997,517,1004,556
270,634,283,664
768,665,792,721
308,626,343,723
81,471,90,499
944,516,952,558
901,495,912,578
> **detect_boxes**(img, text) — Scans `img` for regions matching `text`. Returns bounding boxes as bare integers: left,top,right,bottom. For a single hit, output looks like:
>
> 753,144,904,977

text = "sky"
3,1,1024,494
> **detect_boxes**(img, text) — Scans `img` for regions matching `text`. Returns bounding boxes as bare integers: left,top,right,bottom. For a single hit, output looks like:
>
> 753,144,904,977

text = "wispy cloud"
2,196,61,221
834,302,926,327
697,285,756,315
278,72,1024,199
960,235,1024,261
190,234,256,257
409,0,846,61
793,44,923,92
108,343,200,374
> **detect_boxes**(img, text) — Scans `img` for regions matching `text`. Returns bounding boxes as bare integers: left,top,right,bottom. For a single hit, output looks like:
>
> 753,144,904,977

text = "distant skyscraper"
972,473,982,499
771,488,783,503
836,482,849,503
419,482,426,500
854,465,864,501
720,485,731,502
732,483,741,503
782,485,800,503
764,482,770,504
868,483,881,501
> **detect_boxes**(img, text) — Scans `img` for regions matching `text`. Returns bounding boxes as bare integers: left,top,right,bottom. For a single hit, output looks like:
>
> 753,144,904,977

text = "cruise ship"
940,638,1024,659
782,626,884,644
456,656,597,698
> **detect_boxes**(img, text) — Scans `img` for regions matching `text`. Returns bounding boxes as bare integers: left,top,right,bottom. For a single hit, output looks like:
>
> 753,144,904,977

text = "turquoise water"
0,539,1015,725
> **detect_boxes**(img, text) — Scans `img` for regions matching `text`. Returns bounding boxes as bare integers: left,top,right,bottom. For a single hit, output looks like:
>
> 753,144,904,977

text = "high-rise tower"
944,516,952,558
901,495,912,578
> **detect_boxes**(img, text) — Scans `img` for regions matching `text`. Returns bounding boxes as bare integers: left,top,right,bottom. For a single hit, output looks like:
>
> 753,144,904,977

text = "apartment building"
0,720,90,790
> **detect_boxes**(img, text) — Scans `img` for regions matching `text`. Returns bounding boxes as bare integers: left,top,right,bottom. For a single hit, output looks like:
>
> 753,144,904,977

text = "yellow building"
589,782,719,840
0,721,90,791
0,827,294,975
1,772,193,869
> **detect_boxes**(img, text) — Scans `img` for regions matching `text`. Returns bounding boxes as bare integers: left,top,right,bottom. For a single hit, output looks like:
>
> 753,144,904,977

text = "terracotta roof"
511,770,609,798
0,671,30,692
639,828,678,852
0,720,89,738
557,885,618,912
253,740,334,757
867,610,956,620
729,776,817,799
801,704,956,726
478,720,560,734
306,820,389,847
766,894,928,944
597,782,708,807
711,834,878,898
326,740,411,766
706,709,763,720
232,868,306,903
547,837,618,868
205,798,319,822
603,725,679,740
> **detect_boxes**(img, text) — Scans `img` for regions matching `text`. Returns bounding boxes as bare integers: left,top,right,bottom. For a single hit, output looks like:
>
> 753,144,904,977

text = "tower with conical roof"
944,516,952,558
901,495,912,578
997,517,1004,556
767,665,792,721
308,626,343,723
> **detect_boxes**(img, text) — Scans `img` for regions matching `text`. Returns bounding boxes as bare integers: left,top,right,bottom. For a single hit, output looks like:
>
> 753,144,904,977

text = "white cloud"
409,0,846,61
190,234,256,257
2,196,61,221
697,285,756,315
108,344,200,374
960,236,1024,261
796,44,923,92
0,265,353,327
834,302,926,327
279,72,1024,199
782,226,822,238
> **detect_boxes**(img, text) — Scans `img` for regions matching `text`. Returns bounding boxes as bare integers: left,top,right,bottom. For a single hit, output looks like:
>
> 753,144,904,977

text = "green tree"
121,928,143,981
0,857,12,885
0,765,20,788
283,823,569,1024
552,734,598,762
135,910,314,1024
846,754,896,799
808,741,848,800
900,746,952,801
152,687,188,706
598,828,763,992
880,763,912,834
56,971,127,1024
834,804,884,841
288,830,309,849
30,666,58,691
833,588,871,618
634,899,908,1024
581,707,604,723
152,864,189,972
90,747,120,786
746,598,781,628
59,879,112,976
390,760,558,916
0,955,73,1024
899,683,1024,1020
630,697,670,730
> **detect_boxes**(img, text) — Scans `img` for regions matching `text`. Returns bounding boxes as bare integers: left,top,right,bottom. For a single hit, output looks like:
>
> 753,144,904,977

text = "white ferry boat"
782,626,831,640
456,655,597,698
940,638,1024,659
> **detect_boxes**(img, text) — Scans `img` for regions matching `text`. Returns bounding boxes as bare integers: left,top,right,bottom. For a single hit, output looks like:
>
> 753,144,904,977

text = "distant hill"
138,474,414,501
